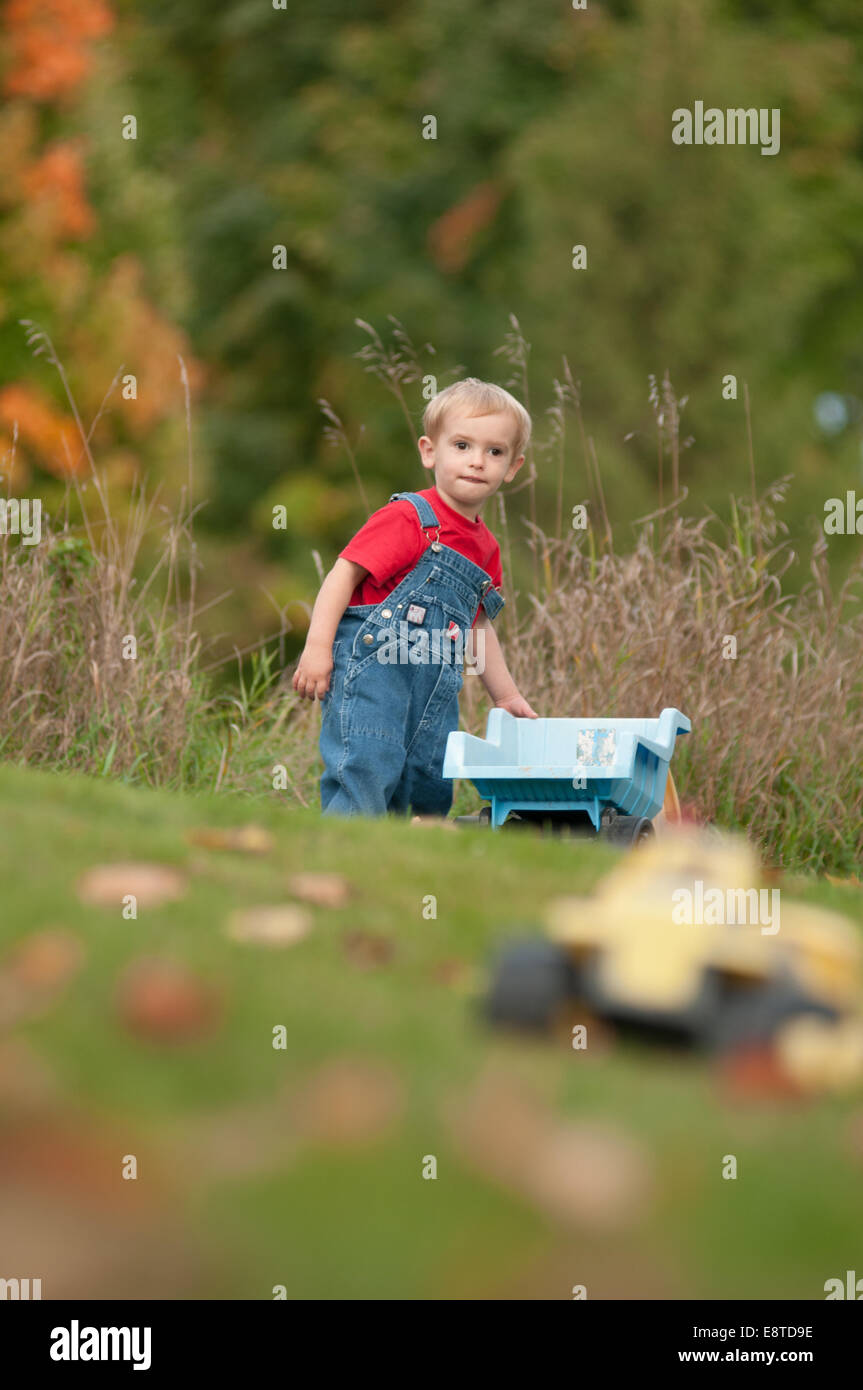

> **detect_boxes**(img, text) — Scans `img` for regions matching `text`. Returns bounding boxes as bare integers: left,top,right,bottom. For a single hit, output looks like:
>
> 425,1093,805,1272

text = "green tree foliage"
122,0,863,566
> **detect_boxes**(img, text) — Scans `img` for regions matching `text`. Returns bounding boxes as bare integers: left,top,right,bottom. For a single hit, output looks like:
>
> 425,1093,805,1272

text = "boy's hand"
293,642,334,701
495,693,539,719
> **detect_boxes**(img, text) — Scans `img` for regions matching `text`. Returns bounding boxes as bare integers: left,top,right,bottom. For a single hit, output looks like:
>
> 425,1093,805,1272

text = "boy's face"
417,410,525,520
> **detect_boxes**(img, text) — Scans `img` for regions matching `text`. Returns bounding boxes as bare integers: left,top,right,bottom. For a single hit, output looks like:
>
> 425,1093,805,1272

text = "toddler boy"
293,378,538,817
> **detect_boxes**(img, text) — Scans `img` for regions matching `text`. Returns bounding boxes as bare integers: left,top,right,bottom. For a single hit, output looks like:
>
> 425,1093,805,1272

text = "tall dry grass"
0,324,208,784
0,492,207,782
495,488,863,870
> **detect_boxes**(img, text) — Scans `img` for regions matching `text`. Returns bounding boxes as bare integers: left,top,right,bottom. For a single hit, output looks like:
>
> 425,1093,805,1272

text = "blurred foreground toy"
445,707,690,845
485,827,863,1090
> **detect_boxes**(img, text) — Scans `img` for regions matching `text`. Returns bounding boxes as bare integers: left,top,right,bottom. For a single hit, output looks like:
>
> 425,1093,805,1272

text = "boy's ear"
505,454,526,482
418,435,436,468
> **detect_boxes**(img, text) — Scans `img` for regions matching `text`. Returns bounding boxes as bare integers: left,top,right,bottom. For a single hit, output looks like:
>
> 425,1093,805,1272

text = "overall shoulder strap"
480,585,505,620
387,491,441,531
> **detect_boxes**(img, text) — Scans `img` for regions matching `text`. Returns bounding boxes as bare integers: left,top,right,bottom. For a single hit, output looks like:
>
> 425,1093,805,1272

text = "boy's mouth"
460,477,486,485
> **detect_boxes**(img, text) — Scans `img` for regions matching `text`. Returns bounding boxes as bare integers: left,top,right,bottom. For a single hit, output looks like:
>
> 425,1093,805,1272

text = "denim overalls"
319,491,505,818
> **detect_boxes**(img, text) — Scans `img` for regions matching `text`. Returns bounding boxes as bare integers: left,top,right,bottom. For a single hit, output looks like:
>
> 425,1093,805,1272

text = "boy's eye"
454,441,504,455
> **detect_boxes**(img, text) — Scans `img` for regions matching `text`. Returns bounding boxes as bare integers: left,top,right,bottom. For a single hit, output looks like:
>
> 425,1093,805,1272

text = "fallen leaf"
825,874,863,891
525,1122,652,1229
0,1118,153,1204
287,871,352,907
444,1066,653,1230
342,931,394,969
187,825,274,855
446,1069,559,1189
410,815,457,830
292,1058,404,1146
0,1117,210,1297
76,863,185,909
226,905,312,947
431,957,472,989
117,958,222,1043
715,1044,805,1103
0,930,85,1029
6,928,84,991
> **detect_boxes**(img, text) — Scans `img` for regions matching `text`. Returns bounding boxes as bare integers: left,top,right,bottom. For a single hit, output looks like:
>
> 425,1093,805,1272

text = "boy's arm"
293,558,368,701
468,611,539,718
306,557,367,650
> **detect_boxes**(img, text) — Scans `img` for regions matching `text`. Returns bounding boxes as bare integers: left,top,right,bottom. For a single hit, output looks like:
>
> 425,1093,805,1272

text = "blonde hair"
423,378,531,461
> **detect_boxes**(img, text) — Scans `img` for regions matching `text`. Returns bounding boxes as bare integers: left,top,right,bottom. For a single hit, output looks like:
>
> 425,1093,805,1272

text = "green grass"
2,764,862,1299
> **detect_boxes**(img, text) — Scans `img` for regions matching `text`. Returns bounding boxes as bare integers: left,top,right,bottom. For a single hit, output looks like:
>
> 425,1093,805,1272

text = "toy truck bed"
443,707,690,832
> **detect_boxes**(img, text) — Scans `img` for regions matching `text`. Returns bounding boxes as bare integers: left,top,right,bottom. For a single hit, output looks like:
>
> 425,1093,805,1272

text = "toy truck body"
444,706,691,835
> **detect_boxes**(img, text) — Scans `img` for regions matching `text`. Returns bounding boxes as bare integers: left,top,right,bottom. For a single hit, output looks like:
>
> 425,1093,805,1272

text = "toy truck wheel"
630,817,654,845
485,940,579,1032
599,815,655,848
705,972,840,1054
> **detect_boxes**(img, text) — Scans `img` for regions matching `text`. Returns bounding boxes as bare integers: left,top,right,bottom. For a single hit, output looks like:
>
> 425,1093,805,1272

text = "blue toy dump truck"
444,706,690,846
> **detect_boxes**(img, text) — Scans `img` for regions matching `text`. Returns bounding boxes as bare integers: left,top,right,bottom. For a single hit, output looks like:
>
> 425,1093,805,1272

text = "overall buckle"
422,523,442,552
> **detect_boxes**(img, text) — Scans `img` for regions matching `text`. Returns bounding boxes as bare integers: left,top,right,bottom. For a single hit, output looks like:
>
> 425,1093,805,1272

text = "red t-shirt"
339,486,503,628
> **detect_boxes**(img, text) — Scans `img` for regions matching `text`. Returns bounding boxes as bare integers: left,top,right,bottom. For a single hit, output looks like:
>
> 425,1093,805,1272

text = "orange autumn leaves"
3,0,110,251
0,383,85,481
21,139,95,240
1,1,109,480
3,0,114,103
1,0,204,490
427,181,504,274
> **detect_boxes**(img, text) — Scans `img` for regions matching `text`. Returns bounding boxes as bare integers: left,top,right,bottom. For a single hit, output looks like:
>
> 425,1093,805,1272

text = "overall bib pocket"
346,576,439,680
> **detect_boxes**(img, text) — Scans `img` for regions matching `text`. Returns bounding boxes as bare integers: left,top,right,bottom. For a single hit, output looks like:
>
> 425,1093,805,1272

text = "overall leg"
394,659,461,817
322,731,408,817
320,646,411,818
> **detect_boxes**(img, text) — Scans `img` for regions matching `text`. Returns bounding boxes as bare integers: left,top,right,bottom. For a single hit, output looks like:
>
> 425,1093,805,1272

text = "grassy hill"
1,764,861,1299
